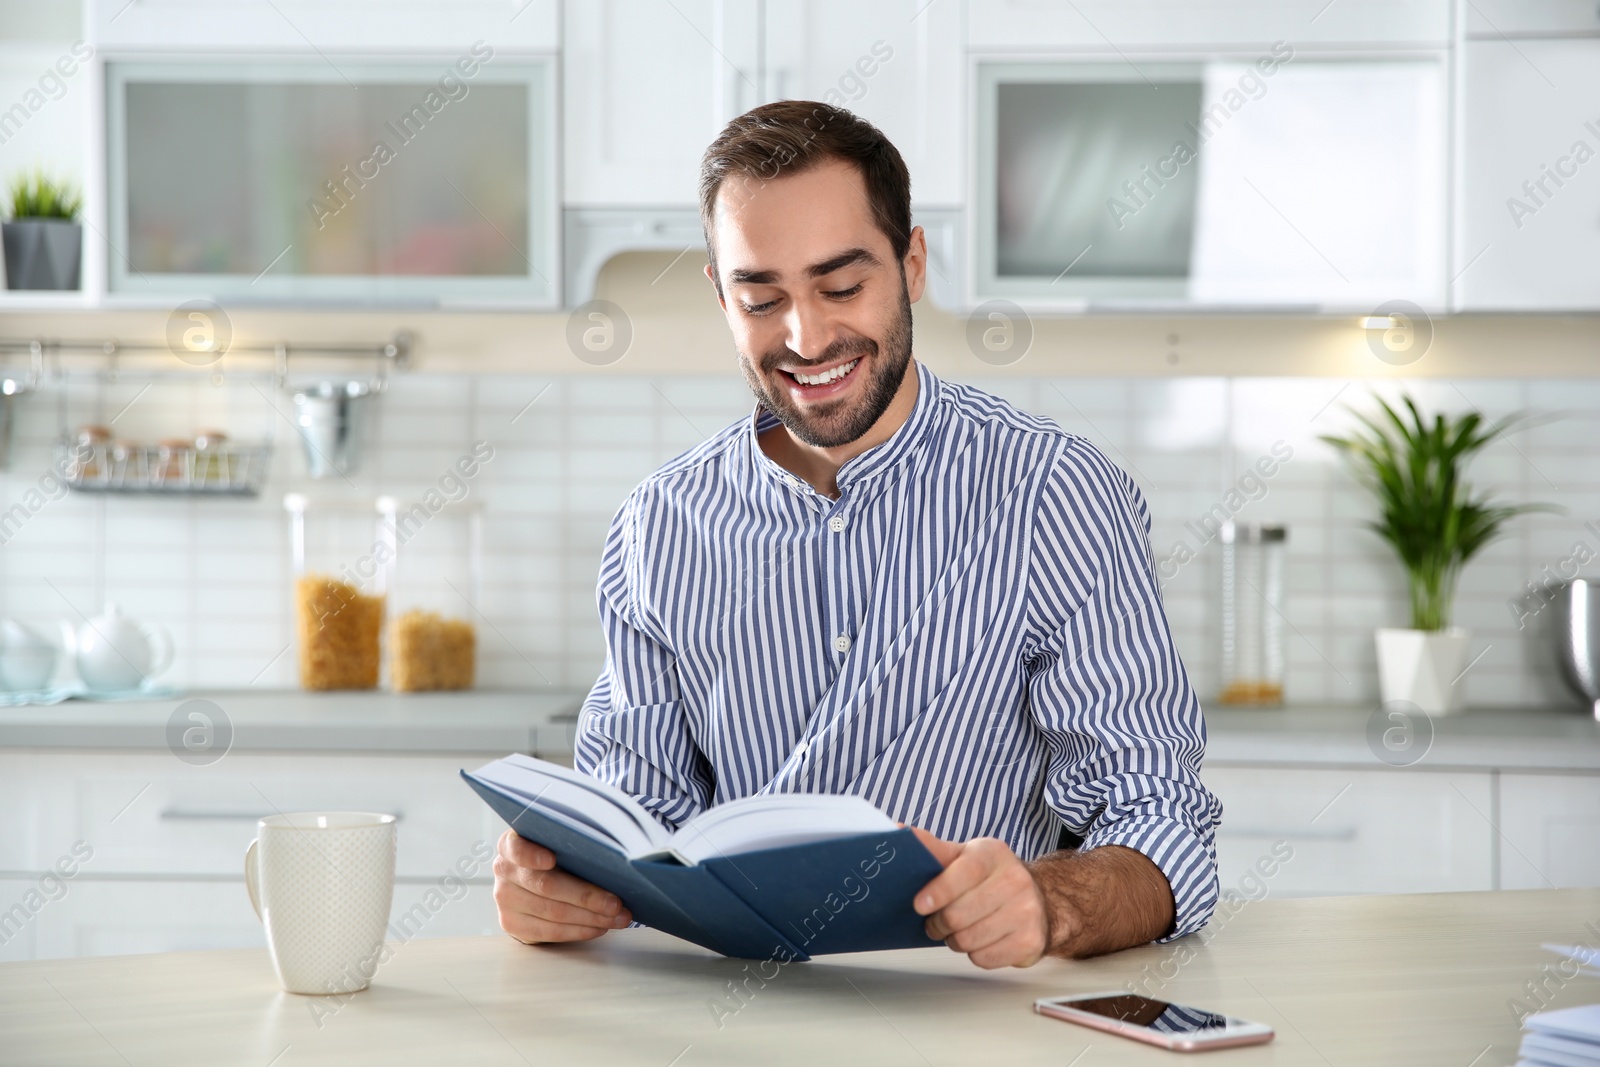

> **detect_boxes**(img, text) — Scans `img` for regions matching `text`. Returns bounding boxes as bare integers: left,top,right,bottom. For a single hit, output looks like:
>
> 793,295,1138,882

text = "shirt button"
833,634,852,654
794,740,809,758
785,476,802,490
827,515,846,533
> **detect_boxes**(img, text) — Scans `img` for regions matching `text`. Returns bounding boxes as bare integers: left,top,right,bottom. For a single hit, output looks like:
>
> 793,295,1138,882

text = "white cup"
245,812,397,996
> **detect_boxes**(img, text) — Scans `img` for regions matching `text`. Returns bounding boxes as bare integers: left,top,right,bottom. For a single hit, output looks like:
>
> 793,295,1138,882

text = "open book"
461,754,945,961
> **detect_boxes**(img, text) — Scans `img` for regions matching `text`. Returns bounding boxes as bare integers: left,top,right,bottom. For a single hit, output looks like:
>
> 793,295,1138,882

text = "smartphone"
1034,992,1275,1052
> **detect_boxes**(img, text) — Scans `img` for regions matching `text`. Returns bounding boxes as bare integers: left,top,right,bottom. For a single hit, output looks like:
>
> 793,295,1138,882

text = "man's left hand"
909,827,1054,969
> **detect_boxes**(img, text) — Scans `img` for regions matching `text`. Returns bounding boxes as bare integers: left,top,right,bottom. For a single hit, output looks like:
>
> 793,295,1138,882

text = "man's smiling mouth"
777,361,857,390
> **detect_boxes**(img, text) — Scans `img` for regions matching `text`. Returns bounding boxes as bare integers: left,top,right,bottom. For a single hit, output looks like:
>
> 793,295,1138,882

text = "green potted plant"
2,171,83,291
1322,395,1551,713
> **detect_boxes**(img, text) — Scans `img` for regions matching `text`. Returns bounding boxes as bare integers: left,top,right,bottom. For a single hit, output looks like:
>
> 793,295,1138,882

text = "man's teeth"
792,359,859,386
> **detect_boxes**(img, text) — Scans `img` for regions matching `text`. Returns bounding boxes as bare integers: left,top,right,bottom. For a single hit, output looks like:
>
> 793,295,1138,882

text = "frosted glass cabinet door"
106,59,559,305
1454,40,1600,311
1188,60,1447,309
973,62,1205,305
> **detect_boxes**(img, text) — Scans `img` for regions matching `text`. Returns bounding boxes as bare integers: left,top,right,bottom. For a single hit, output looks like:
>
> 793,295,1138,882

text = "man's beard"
739,280,914,450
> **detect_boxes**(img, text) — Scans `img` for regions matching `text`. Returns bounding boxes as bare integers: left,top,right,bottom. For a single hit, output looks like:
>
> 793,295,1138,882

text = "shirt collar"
747,361,943,498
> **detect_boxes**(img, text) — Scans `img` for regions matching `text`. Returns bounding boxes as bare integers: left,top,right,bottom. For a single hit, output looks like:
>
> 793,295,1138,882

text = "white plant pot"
1375,627,1472,714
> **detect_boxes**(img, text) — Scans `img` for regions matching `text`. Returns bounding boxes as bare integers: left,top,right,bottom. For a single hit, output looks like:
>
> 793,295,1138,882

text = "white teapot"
60,603,173,692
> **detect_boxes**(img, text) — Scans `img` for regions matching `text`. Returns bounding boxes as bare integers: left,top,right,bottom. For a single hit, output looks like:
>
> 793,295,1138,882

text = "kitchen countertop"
0,689,583,755
2,888,1594,1066
1206,704,1600,772
0,692,1596,770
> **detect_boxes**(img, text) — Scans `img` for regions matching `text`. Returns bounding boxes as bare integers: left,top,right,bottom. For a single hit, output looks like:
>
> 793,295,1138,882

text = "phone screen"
1062,994,1231,1035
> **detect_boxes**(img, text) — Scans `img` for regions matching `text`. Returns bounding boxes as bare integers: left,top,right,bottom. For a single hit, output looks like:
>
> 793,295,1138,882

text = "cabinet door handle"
1218,824,1357,841
160,809,405,822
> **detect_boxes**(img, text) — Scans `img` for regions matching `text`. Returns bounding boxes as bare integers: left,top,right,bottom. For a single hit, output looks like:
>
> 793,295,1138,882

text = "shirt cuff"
1079,812,1219,943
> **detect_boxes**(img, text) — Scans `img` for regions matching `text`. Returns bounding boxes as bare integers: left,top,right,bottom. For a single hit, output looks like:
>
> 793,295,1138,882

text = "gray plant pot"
2,219,82,290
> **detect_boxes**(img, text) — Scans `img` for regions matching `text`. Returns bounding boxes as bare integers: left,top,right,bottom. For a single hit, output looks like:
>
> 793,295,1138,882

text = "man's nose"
781,297,836,364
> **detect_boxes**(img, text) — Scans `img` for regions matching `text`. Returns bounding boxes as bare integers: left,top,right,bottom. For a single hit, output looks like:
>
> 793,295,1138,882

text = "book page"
476,755,669,855
669,793,896,864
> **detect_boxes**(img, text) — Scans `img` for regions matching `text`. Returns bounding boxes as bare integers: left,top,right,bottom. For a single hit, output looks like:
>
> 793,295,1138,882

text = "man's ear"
903,225,928,305
704,261,728,312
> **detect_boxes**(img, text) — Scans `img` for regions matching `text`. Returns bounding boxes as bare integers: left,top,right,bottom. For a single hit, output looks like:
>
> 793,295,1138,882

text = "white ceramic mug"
245,812,397,996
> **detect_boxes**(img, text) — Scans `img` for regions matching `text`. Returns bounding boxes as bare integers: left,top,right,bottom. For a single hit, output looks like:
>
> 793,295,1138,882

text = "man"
494,101,1220,969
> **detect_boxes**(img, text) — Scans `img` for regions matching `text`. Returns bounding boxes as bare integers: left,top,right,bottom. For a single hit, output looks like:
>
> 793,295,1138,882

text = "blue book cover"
461,767,945,961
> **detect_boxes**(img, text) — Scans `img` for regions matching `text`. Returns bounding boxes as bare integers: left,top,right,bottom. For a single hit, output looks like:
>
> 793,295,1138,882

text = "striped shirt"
575,362,1220,942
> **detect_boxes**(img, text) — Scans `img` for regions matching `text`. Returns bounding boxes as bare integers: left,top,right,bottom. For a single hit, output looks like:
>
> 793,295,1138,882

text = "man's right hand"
492,829,633,944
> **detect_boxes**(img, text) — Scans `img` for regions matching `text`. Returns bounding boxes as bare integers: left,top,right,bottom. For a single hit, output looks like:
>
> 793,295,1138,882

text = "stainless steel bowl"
1551,579,1600,721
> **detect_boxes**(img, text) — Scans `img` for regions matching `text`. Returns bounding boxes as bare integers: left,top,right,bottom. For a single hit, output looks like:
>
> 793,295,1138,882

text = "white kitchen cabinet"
0,749,506,961
1454,39,1600,311
0,879,261,963
973,56,1448,309
1499,773,1600,890
562,0,758,207
967,0,1450,51
88,0,559,51
1203,766,1496,896
0,877,498,964
105,57,560,305
764,0,964,206
564,0,963,207
1464,1,1600,36
1189,59,1448,310
0,751,501,878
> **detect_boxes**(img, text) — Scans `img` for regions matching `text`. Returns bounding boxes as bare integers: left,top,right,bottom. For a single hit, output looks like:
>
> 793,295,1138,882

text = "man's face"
707,159,924,449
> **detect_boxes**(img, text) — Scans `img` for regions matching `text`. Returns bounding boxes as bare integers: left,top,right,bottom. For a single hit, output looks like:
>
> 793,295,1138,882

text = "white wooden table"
2,889,1596,1066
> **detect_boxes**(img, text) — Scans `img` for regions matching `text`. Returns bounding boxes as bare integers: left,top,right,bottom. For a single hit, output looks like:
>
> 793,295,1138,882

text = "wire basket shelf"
60,441,273,496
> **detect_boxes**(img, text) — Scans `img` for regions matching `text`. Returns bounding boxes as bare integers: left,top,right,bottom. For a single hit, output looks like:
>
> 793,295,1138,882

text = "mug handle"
245,838,262,920
142,623,174,682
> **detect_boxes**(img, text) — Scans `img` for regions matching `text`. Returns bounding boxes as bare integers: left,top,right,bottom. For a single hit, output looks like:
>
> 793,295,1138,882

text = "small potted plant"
1322,395,1550,713
2,171,83,290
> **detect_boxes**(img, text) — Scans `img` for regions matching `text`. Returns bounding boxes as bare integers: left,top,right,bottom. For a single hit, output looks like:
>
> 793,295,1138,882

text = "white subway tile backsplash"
2,372,1592,709
482,448,562,484
565,447,656,484
565,482,636,516
103,551,190,584
1038,379,1129,415
483,512,564,545
192,619,283,652
374,411,471,448
652,377,757,413
493,482,565,516
567,412,658,447
569,378,655,410
385,376,474,409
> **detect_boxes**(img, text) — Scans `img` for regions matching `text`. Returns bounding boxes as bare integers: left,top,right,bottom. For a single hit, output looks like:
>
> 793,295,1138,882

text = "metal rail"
0,331,411,388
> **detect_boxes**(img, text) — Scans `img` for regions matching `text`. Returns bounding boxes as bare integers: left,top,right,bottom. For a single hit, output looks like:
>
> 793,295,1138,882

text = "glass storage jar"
1218,521,1287,707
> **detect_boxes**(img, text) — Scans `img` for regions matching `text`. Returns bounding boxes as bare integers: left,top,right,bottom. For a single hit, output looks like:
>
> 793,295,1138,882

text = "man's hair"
698,101,912,293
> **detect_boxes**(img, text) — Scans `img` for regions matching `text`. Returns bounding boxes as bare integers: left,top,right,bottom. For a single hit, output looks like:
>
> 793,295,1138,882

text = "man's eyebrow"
728,267,778,285
726,247,882,287
805,247,880,278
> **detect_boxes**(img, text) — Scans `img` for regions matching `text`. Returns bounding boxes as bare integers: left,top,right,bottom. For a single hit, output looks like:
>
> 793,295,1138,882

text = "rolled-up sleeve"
573,489,711,830
1025,439,1221,942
